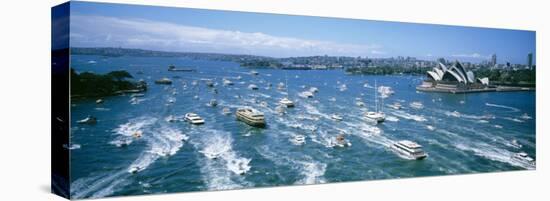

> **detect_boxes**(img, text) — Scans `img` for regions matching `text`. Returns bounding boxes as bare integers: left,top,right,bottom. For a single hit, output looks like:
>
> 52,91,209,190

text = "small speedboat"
96,99,103,104
299,91,314,98
389,102,402,110
520,113,532,120
512,152,535,166
128,166,143,174
77,115,97,125
250,70,259,75
248,84,259,90
410,101,424,109
291,135,306,145
329,133,351,148
331,114,343,121
208,99,218,107
133,130,143,138
356,101,365,107
222,107,231,115
279,97,295,107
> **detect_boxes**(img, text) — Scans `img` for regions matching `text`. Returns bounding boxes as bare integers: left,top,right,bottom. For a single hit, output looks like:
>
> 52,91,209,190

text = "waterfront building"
419,61,490,92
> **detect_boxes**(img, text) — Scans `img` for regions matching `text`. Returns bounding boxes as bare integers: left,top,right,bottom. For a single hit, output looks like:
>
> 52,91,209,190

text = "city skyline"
70,2,536,64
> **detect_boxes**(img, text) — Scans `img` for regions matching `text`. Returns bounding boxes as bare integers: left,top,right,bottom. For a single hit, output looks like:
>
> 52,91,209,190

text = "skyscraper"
527,53,533,68
490,54,497,66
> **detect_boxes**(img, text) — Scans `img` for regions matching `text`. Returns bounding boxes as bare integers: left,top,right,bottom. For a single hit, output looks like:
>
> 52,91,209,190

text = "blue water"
69,55,536,199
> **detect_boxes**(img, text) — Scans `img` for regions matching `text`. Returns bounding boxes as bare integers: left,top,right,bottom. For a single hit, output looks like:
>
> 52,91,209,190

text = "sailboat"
365,80,385,123
279,71,295,107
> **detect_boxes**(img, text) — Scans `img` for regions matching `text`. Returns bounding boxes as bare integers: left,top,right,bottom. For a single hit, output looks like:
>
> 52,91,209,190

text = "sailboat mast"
375,80,378,112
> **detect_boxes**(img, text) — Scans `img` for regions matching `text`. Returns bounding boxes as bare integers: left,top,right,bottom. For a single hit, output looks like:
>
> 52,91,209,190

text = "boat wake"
485,103,520,112
256,145,326,185
189,128,252,190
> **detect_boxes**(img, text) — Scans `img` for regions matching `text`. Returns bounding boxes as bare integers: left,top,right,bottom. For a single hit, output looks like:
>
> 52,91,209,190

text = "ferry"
236,108,266,128
279,97,295,107
390,140,427,160
155,78,172,85
184,113,205,125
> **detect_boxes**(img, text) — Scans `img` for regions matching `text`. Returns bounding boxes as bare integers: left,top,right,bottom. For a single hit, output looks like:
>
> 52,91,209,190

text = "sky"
68,1,536,64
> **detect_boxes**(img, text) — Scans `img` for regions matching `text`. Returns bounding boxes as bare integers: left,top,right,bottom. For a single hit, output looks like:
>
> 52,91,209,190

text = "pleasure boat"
339,84,347,92
205,80,215,87
329,133,351,148
410,101,424,109
309,87,319,93
128,166,143,174
291,135,306,145
184,113,205,125
223,78,234,86
77,115,97,124
208,99,218,107
389,102,402,110
277,82,285,90
222,107,231,115
390,140,427,160
96,99,103,104
510,139,522,149
236,108,266,128
520,113,532,120
250,70,259,75
355,101,365,107
200,150,224,160
511,152,535,166
329,97,337,102
155,78,172,85
365,111,385,123
248,84,259,90
133,130,143,138
275,105,286,115
279,97,295,107
331,114,343,121
299,91,314,98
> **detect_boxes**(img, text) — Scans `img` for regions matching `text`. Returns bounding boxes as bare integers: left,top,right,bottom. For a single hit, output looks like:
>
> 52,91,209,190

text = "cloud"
451,53,489,59
70,15,383,57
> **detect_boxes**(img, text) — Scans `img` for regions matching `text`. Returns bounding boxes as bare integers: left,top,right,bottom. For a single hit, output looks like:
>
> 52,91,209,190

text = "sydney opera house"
417,61,491,93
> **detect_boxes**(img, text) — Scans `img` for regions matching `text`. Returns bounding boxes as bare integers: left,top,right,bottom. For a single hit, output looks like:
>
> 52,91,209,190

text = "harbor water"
69,55,536,199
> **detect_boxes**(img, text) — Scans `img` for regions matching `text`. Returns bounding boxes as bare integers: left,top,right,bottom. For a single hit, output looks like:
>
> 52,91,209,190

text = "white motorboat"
299,91,314,98
410,101,424,109
279,97,294,107
390,140,427,160
355,101,365,107
291,135,306,145
248,84,259,90
128,166,143,174
155,78,172,85
520,113,532,120
512,152,535,166
205,80,215,87
222,107,231,115
223,78,234,86
331,114,343,121
77,115,97,124
96,99,104,104
250,70,259,75
208,99,218,107
389,102,402,110
329,134,351,148
184,113,205,125
309,87,319,93
365,111,385,123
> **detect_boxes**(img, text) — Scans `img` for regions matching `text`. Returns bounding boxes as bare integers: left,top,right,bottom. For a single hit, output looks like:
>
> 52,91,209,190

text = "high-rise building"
527,53,533,68
490,54,497,66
